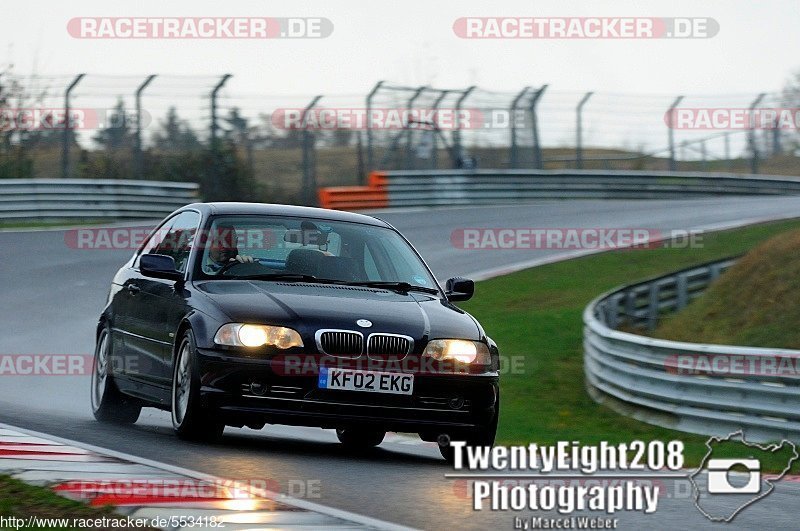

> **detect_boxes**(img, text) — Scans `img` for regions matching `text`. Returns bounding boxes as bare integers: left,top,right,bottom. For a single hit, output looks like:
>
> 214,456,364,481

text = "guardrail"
318,170,800,210
584,257,800,442
0,179,201,222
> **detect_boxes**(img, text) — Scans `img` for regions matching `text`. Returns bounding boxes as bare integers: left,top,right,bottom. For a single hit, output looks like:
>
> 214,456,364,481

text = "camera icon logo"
690,431,798,522
706,458,761,494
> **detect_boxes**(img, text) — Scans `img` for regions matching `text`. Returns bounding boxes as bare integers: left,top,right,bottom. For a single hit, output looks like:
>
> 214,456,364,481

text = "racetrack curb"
0,423,415,530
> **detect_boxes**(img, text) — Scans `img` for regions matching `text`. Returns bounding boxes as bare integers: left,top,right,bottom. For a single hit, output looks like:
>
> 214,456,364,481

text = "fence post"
675,273,688,311
748,93,765,174
666,95,684,172
509,87,530,168
647,282,660,330
210,74,232,147
208,74,232,200
772,123,782,156
429,90,449,169
576,91,593,169
61,74,85,179
530,85,548,170
404,86,427,169
302,95,323,206
700,140,707,171
453,85,475,166
134,74,156,180
365,80,384,173
724,132,732,171
356,131,366,184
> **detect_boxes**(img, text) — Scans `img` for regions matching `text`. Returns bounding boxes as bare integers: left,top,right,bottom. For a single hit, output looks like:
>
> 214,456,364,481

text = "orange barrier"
368,171,388,188
318,172,388,210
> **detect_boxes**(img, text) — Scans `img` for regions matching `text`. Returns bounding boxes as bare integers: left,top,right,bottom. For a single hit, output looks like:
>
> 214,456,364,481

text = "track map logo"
689,431,798,522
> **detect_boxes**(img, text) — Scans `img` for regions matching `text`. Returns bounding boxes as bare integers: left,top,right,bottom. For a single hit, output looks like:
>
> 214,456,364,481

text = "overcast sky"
3,0,797,156
4,0,798,96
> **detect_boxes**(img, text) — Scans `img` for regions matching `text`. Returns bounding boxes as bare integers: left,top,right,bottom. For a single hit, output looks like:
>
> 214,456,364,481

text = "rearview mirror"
140,254,183,281
445,277,474,302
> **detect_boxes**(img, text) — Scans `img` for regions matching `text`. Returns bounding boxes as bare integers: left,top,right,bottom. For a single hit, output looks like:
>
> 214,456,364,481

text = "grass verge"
0,219,115,230
0,474,156,530
459,218,800,471
652,228,800,348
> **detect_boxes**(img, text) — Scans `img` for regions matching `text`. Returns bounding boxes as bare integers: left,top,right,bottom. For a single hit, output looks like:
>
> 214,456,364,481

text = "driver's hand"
230,254,254,263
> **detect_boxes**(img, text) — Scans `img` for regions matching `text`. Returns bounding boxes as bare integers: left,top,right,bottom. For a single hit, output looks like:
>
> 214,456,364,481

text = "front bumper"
196,347,499,433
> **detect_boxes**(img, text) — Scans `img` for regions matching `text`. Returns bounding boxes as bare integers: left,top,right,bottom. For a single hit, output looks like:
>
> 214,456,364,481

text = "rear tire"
336,428,386,449
171,330,224,441
91,326,141,424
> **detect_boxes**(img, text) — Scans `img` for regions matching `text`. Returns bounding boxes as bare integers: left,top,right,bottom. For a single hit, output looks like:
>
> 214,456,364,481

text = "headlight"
423,339,491,364
214,324,304,349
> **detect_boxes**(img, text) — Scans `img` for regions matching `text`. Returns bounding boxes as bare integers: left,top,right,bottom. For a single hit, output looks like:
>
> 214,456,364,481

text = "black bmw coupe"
91,203,499,460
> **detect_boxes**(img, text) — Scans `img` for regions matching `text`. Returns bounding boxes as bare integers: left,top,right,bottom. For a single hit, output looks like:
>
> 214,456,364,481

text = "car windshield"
194,215,439,290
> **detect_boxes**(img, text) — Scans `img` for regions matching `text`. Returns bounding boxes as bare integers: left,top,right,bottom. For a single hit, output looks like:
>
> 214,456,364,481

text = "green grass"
0,475,156,530
0,219,113,230
459,218,800,471
653,228,800,348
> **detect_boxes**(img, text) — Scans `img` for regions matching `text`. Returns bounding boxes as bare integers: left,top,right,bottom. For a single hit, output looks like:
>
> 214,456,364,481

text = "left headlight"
214,323,304,349
423,339,491,364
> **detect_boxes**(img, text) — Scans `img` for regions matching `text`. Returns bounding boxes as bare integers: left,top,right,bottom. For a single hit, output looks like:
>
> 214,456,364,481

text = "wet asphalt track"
3,197,800,530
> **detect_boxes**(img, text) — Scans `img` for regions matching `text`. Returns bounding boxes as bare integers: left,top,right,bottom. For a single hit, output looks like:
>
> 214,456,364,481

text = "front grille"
316,330,364,358
367,334,413,359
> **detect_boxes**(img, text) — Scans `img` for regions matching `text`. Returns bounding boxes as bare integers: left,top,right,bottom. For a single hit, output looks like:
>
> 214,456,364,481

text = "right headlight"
423,339,491,364
214,323,304,349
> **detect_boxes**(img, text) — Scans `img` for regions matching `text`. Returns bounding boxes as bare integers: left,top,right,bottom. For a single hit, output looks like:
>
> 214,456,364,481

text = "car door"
128,210,201,390
113,216,176,382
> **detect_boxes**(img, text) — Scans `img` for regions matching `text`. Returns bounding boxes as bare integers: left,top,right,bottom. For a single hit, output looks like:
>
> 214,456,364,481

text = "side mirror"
446,277,474,302
140,254,183,281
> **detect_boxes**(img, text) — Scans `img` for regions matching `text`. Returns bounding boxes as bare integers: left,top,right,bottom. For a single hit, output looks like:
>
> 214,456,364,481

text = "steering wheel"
217,260,274,276
217,260,250,276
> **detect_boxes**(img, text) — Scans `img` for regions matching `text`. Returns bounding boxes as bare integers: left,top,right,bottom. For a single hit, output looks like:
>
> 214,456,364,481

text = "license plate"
318,367,414,395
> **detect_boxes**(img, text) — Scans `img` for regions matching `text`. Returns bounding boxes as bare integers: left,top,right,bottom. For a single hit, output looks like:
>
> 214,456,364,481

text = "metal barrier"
318,170,800,210
0,179,201,221
584,257,800,442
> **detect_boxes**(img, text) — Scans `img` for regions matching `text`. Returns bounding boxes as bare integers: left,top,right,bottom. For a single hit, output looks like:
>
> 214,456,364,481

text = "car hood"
193,280,480,344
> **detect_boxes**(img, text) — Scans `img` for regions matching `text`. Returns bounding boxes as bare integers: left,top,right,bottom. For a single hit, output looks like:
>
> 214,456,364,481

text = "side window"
155,211,201,273
145,212,201,273
139,219,175,257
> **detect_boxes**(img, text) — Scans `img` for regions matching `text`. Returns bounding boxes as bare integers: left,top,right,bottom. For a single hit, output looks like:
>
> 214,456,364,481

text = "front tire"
91,326,141,424
336,428,386,449
439,397,499,463
171,330,224,441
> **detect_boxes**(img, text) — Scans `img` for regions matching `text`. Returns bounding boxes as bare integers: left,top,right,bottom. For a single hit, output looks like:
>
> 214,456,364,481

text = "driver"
205,224,254,273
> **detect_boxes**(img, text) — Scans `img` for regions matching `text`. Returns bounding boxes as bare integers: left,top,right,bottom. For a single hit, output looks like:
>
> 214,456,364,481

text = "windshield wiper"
348,281,441,295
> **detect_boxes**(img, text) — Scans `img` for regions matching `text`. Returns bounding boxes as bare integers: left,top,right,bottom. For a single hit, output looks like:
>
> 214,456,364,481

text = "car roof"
183,202,390,228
